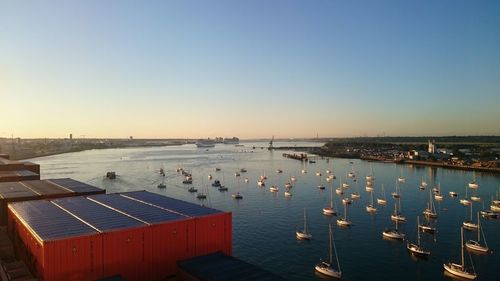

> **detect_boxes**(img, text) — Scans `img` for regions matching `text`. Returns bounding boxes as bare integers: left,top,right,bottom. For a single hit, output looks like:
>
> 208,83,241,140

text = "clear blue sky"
1,0,499,139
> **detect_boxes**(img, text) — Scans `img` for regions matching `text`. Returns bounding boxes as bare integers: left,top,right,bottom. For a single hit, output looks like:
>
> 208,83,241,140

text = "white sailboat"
468,171,479,189
366,188,377,213
407,216,430,258
351,181,361,199
423,189,438,218
391,198,406,222
460,185,471,206
323,180,337,216
382,216,405,240
336,176,344,195
377,184,387,205
336,201,352,227
463,203,478,230
434,183,443,201
391,180,401,199
366,165,375,181
465,212,490,254
443,227,478,280
398,167,406,183
296,208,312,240
315,224,342,278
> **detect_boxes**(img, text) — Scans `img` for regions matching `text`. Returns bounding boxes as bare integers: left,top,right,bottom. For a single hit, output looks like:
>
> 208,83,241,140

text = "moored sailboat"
377,184,387,205
296,208,312,240
443,227,478,280
315,224,342,278
465,212,490,254
407,216,430,258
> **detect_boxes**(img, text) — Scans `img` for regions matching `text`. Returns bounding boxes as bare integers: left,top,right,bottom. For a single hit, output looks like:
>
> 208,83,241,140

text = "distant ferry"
196,139,216,148
223,137,240,145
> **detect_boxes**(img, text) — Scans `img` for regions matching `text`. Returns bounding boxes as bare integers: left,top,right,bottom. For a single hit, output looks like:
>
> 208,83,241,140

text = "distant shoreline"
19,143,183,161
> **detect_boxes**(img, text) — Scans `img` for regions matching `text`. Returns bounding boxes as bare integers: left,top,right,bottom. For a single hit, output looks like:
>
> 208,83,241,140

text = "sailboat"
391,181,401,199
366,188,377,213
318,176,325,190
365,180,374,192
443,227,478,280
296,208,312,240
423,189,438,218
465,212,490,254
407,216,430,258
382,217,405,240
157,176,166,188
366,165,375,181
418,217,436,234
420,177,428,189
463,203,478,230
336,176,344,195
391,198,406,222
347,163,355,178
351,181,361,199
323,180,337,215
398,167,406,183
315,224,342,278
336,201,352,227
434,183,443,201
460,185,471,206
468,171,479,189
377,184,387,205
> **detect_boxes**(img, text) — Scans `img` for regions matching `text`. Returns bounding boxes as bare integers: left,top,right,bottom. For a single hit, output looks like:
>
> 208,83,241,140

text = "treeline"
324,136,500,144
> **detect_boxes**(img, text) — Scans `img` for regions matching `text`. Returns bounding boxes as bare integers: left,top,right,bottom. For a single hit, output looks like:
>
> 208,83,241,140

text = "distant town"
1,135,499,173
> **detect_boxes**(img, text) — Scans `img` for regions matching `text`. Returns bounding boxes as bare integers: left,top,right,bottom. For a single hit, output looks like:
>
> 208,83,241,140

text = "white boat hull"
323,207,336,216
443,263,477,280
336,218,352,227
382,229,404,240
465,240,490,254
296,231,312,240
315,262,341,278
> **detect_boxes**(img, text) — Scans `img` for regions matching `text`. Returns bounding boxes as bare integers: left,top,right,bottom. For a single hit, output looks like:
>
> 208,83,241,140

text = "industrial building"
7,191,231,281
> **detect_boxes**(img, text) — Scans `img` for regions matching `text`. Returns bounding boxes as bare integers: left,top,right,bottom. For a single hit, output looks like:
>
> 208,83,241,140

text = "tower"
428,139,435,154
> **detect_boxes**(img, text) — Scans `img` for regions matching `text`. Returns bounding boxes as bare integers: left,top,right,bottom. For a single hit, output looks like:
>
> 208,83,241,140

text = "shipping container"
121,190,221,217
0,179,104,226
0,182,39,225
88,193,195,280
177,252,287,281
121,191,232,256
8,200,103,281
48,178,105,195
8,191,232,281
52,197,152,281
0,170,40,183
22,180,73,199
0,158,40,175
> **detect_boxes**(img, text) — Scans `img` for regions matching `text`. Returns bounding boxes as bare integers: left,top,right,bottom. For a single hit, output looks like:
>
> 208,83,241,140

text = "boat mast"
330,180,334,209
461,226,465,268
329,224,333,264
331,224,341,272
304,208,308,234
417,216,420,246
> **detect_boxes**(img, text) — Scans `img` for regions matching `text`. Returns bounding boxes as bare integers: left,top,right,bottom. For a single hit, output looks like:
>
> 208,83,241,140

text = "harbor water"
30,142,500,281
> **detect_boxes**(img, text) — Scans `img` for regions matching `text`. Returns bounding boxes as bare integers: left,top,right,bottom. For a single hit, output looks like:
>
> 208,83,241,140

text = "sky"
1,0,500,139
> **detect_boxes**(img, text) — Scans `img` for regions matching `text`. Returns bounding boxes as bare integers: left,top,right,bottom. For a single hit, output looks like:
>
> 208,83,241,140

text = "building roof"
121,190,222,217
52,196,145,232
88,193,187,224
9,200,98,241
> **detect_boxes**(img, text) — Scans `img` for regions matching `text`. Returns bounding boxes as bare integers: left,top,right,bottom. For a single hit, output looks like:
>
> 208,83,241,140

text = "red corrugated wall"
43,235,103,281
151,219,195,280
102,227,152,281
194,212,232,256
8,207,104,281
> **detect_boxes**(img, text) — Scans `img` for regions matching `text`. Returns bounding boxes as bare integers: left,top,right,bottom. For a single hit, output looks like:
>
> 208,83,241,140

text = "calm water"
30,142,500,281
